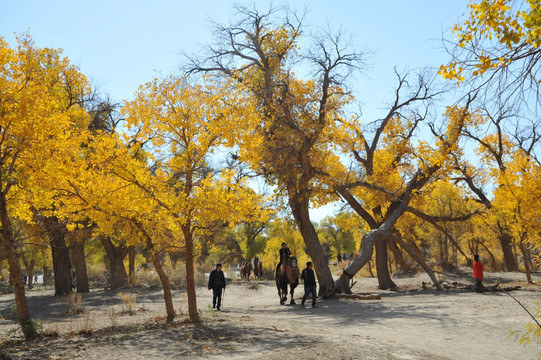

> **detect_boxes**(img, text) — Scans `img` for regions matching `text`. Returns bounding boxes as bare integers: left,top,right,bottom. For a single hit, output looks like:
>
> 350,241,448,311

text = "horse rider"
275,242,291,278
253,255,259,269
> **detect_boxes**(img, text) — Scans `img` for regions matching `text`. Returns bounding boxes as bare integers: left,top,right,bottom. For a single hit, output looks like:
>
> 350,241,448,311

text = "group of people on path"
209,242,318,310
208,245,487,310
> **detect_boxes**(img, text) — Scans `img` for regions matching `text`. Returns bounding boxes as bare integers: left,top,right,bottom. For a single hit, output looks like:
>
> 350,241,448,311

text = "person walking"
208,263,226,310
301,261,317,308
473,254,485,293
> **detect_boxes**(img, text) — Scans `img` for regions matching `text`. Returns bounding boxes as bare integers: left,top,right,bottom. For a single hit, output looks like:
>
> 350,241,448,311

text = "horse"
240,261,253,280
253,259,263,280
276,256,299,305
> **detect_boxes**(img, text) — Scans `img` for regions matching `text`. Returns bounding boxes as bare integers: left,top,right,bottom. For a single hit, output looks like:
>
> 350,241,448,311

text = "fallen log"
335,293,382,300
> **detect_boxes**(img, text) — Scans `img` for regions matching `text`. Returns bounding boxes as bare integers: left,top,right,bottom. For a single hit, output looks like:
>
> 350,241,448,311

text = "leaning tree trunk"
334,229,381,294
390,233,443,291
388,238,413,273
144,235,175,321
375,236,396,290
183,223,200,322
334,229,444,294
43,217,72,296
499,225,518,271
289,194,334,298
70,239,89,292
0,194,37,339
476,239,497,269
100,237,128,289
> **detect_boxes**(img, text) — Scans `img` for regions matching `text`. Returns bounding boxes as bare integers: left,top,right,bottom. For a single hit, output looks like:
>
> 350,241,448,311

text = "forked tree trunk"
70,240,89,292
375,236,396,290
100,237,128,289
43,217,72,296
0,194,37,339
334,230,444,294
289,195,334,297
183,223,200,322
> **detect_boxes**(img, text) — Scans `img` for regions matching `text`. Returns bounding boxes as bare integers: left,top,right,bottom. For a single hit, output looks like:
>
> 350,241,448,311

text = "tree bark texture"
518,241,533,284
0,194,37,338
289,195,334,298
499,226,518,271
100,237,128,289
20,252,35,290
42,265,51,286
183,224,200,322
43,217,72,296
144,236,175,321
70,240,89,292
375,235,396,290
388,238,413,272
128,246,135,280
334,229,380,294
390,233,443,291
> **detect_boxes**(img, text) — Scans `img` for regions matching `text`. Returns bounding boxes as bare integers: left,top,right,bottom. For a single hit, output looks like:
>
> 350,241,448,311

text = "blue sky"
1,1,470,105
1,0,473,220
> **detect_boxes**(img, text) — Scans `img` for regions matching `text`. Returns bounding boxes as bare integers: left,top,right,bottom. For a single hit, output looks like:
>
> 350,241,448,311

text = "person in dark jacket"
208,263,226,310
301,261,317,308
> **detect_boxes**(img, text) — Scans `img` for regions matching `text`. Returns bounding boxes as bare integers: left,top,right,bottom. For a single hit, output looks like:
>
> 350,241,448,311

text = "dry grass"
66,293,85,315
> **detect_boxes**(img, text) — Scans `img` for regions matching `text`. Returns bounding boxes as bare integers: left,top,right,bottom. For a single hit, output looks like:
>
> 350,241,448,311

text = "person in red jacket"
473,254,485,293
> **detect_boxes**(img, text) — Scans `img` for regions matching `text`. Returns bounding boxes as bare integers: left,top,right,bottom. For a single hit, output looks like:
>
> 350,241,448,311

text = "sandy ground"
0,271,540,359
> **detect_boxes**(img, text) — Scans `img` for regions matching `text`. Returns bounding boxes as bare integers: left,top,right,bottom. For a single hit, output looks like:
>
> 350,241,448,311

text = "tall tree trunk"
289,195,334,297
100,237,128,289
183,223,200,322
375,236,396,290
0,194,37,339
42,265,51,286
518,241,533,284
43,217,72,296
70,240,89,292
498,224,518,271
128,246,136,280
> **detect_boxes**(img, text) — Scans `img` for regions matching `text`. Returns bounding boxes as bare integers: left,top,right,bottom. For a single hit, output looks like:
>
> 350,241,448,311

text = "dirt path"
0,272,540,359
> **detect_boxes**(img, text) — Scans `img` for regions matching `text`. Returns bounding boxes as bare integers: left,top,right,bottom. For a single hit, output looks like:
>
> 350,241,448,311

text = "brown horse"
253,259,263,280
240,261,253,280
276,256,299,305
